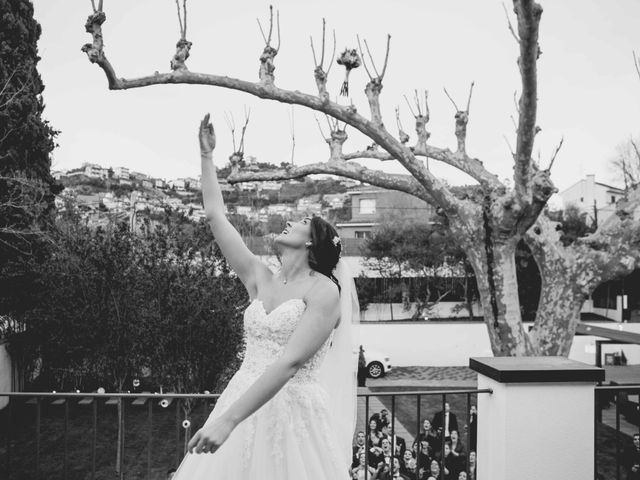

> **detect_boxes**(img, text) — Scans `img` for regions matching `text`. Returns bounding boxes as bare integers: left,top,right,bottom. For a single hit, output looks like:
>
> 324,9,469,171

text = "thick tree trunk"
465,238,536,356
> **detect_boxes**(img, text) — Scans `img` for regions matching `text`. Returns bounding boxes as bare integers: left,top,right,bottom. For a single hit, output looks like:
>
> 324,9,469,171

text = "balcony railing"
0,388,490,480
595,385,640,480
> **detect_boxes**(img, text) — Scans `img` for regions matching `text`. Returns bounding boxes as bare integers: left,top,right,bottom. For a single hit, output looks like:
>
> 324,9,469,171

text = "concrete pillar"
470,357,604,480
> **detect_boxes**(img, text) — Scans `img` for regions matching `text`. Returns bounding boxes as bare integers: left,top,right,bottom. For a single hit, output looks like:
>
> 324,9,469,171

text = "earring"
305,241,312,247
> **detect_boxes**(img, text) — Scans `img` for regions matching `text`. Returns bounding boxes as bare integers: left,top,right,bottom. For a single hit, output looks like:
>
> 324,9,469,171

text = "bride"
172,114,360,479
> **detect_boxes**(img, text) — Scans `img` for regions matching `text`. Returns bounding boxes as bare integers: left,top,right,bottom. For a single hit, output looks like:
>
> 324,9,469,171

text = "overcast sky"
32,0,640,193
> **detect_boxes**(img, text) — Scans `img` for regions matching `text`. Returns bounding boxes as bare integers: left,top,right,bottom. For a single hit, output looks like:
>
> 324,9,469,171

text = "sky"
32,0,640,194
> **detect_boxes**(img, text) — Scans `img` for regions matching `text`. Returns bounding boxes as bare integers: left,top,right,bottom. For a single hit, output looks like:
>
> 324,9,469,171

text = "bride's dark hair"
307,216,342,291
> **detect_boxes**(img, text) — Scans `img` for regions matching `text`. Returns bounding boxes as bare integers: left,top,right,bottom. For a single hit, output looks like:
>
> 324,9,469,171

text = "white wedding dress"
172,297,350,479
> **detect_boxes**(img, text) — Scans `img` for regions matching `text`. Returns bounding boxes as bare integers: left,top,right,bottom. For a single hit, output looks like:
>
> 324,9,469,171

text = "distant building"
154,178,166,189
323,193,347,209
168,179,186,191
184,177,201,190
559,174,625,224
113,167,130,180
130,171,150,181
82,163,108,179
141,179,153,189
336,183,436,239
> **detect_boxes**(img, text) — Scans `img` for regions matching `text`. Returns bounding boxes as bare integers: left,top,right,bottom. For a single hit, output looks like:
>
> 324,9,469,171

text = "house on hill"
559,174,625,224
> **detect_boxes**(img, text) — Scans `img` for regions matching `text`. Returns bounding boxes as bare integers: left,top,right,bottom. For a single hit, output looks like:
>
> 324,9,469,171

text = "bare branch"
313,114,328,140
381,34,392,79
257,18,268,44
326,29,337,77
238,107,251,154
503,135,515,156
502,2,520,42
356,35,373,80
546,136,564,171
466,81,475,113
227,160,434,204
443,87,459,111
403,94,417,117
634,50,640,81
320,18,326,67
183,0,188,39
513,0,544,201
289,106,295,164
175,0,184,39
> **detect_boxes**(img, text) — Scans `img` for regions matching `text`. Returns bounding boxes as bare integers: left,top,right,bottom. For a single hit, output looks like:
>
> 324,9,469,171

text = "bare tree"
82,1,640,356
610,135,640,190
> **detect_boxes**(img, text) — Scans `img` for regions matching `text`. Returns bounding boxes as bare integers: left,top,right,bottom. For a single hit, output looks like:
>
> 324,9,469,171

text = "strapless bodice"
237,297,334,384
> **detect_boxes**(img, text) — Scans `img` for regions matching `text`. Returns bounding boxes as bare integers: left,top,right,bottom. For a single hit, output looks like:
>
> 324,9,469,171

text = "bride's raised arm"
199,113,265,295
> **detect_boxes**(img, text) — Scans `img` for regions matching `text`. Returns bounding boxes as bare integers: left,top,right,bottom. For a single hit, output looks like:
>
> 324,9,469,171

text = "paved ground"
366,366,478,388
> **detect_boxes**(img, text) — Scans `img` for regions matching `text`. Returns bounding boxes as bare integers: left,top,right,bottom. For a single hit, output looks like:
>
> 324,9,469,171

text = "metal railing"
0,388,491,479
357,388,490,480
595,385,640,480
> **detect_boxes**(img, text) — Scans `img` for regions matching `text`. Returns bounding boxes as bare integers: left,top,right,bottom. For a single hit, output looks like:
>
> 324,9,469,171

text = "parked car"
362,347,392,379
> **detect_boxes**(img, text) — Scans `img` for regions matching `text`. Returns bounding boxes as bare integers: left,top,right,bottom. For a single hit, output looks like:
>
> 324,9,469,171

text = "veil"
318,258,361,475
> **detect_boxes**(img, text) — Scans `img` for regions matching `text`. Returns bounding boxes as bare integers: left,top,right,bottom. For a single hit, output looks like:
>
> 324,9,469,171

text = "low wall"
0,341,11,409
361,302,483,321
359,321,640,367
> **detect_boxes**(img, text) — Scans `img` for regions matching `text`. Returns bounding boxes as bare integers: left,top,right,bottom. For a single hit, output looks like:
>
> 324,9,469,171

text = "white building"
113,167,130,180
82,163,108,179
168,179,186,191
559,174,625,224
154,178,166,189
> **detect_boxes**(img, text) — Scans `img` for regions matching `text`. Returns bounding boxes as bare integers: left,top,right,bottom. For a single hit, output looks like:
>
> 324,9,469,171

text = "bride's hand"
187,415,235,454
199,113,216,155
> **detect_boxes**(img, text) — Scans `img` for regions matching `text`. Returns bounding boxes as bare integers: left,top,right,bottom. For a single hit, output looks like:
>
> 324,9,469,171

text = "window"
611,196,616,204
580,197,584,203
359,198,376,214
355,231,371,239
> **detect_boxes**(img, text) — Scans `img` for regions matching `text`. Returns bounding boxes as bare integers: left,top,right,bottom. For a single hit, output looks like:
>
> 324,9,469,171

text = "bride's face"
274,217,312,248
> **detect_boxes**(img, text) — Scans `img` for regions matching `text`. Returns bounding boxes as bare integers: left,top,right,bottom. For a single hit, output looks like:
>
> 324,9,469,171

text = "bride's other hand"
187,415,236,454
199,113,216,155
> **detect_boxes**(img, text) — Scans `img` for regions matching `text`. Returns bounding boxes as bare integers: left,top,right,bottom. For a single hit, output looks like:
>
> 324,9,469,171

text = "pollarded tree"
82,1,640,356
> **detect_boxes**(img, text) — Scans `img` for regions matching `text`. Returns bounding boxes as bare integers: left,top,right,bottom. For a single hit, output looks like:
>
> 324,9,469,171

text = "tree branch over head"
81,2,462,214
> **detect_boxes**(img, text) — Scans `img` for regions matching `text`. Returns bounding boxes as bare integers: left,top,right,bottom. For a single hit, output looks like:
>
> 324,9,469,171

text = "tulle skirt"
172,368,350,479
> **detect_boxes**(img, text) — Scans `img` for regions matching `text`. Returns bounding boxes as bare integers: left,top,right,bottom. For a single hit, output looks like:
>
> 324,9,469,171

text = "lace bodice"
207,297,339,464
239,297,334,383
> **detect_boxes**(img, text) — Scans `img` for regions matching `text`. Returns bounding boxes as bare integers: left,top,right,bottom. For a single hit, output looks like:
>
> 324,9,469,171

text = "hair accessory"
332,235,341,246
305,241,313,247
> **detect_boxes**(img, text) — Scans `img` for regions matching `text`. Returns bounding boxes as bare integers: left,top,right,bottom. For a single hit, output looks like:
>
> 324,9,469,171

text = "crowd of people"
351,403,477,480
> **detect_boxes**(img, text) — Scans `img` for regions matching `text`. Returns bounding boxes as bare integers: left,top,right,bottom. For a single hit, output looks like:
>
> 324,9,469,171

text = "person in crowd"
414,419,439,457
428,459,441,480
457,472,468,480
449,430,466,468
391,429,407,457
380,437,394,464
467,451,476,480
400,449,416,476
468,405,477,452
442,442,459,480
353,431,367,468
432,402,458,440
358,345,368,387
624,433,640,480
368,417,385,448
372,457,412,480
416,439,431,470
351,451,377,480
380,409,391,428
